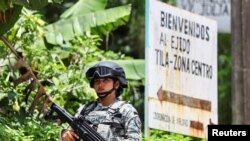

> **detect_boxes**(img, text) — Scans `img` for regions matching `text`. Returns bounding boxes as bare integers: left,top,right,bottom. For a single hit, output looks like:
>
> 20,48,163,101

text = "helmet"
86,61,128,89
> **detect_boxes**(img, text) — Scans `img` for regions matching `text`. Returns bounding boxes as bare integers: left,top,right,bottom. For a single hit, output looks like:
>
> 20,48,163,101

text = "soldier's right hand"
61,129,79,141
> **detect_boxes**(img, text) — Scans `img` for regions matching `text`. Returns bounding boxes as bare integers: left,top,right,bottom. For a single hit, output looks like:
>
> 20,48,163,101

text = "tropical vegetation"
0,0,231,141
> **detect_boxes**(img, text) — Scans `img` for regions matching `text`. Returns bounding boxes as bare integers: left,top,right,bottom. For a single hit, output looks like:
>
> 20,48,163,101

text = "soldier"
61,60,142,141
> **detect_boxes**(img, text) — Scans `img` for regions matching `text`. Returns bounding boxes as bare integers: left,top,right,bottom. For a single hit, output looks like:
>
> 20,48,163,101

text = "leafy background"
0,0,231,141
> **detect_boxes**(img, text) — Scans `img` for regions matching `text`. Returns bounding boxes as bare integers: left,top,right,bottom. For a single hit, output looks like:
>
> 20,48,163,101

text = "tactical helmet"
86,61,128,96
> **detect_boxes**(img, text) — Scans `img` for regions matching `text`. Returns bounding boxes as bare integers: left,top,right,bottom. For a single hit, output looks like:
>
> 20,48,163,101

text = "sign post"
145,0,218,138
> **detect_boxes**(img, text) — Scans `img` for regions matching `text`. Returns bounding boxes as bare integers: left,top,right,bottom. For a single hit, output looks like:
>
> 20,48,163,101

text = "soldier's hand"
61,129,79,141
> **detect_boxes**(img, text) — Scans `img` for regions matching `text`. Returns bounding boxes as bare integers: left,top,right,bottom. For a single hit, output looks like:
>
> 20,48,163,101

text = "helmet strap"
96,79,119,99
97,87,116,99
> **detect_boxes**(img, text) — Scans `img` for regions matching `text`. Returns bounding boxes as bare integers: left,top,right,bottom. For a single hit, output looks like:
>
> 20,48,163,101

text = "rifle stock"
44,103,106,141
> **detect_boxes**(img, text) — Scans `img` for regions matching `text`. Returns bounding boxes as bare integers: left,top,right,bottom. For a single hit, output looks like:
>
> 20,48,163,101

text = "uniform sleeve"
122,104,142,141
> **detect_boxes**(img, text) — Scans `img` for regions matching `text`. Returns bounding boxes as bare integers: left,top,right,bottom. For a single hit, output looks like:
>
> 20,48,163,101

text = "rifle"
44,102,106,141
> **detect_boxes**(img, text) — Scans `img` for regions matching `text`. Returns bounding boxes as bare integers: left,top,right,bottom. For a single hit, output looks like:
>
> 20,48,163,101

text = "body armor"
75,99,141,141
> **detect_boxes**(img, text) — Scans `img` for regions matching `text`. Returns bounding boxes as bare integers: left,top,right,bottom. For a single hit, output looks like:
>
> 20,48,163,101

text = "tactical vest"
79,100,127,139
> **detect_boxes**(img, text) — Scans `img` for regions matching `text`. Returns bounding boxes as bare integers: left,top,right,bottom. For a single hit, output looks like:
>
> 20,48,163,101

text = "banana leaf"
84,59,145,81
44,4,131,45
60,0,107,19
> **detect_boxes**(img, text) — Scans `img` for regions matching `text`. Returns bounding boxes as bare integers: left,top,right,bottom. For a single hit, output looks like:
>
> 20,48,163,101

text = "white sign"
177,0,231,33
145,0,218,138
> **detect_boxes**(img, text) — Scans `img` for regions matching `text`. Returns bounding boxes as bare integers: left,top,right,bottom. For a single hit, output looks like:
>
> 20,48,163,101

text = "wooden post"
242,0,250,124
231,0,250,124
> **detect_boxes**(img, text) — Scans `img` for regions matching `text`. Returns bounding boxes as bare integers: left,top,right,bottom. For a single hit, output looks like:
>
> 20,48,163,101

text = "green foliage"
0,5,22,35
14,0,62,10
45,0,132,45
143,129,207,141
160,0,177,6
218,33,232,124
14,0,48,10
60,0,107,19
7,8,45,45
0,0,62,35
0,115,66,141
0,6,136,140
0,0,233,141
0,1,10,11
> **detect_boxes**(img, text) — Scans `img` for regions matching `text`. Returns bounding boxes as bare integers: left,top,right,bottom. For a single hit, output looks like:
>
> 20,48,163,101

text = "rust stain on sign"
190,120,204,131
157,86,211,111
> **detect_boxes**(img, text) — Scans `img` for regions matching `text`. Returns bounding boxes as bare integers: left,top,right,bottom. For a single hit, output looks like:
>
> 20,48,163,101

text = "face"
93,78,119,93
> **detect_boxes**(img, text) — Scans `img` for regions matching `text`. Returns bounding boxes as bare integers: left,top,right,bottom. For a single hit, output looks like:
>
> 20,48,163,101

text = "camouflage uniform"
74,99,141,141
60,61,142,141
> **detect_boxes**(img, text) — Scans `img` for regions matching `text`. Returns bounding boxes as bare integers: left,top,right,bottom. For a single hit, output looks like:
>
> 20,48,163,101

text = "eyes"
93,78,113,85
